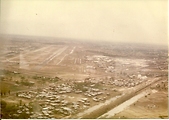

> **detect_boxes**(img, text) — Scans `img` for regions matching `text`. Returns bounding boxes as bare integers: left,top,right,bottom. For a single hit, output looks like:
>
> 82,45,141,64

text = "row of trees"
1,90,10,96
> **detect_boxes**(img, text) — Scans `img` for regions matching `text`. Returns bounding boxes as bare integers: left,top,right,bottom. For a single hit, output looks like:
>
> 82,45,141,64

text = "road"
73,77,162,119
98,91,148,118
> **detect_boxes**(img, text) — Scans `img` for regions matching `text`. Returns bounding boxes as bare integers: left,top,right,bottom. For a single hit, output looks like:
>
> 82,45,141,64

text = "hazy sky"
0,0,168,44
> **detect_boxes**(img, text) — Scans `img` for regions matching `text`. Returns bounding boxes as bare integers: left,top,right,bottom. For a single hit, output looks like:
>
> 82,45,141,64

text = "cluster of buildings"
7,103,33,118
16,81,109,118
85,55,151,76
85,55,115,73
109,74,148,88
14,53,150,118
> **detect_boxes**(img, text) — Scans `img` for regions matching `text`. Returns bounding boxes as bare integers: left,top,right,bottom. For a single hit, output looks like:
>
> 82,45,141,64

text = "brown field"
0,35,168,119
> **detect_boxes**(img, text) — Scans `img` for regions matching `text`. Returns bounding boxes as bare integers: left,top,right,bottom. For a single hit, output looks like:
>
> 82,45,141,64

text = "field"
0,35,168,119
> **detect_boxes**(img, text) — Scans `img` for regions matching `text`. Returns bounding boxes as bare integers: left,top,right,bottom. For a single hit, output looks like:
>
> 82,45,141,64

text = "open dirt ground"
0,36,168,119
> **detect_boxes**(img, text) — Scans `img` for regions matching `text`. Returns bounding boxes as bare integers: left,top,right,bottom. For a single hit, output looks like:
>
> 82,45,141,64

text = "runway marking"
6,46,52,61
74,58,77,64
36,46,68,69
56,54,68,65
70,47,76,54
80,59,81,64
57,46,77,65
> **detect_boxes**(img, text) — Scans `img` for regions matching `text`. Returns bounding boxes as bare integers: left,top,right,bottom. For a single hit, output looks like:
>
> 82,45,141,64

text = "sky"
0,0,168,45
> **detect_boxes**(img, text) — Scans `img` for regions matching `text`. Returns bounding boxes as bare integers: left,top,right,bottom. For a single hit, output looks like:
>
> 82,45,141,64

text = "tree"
1,100,7,109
